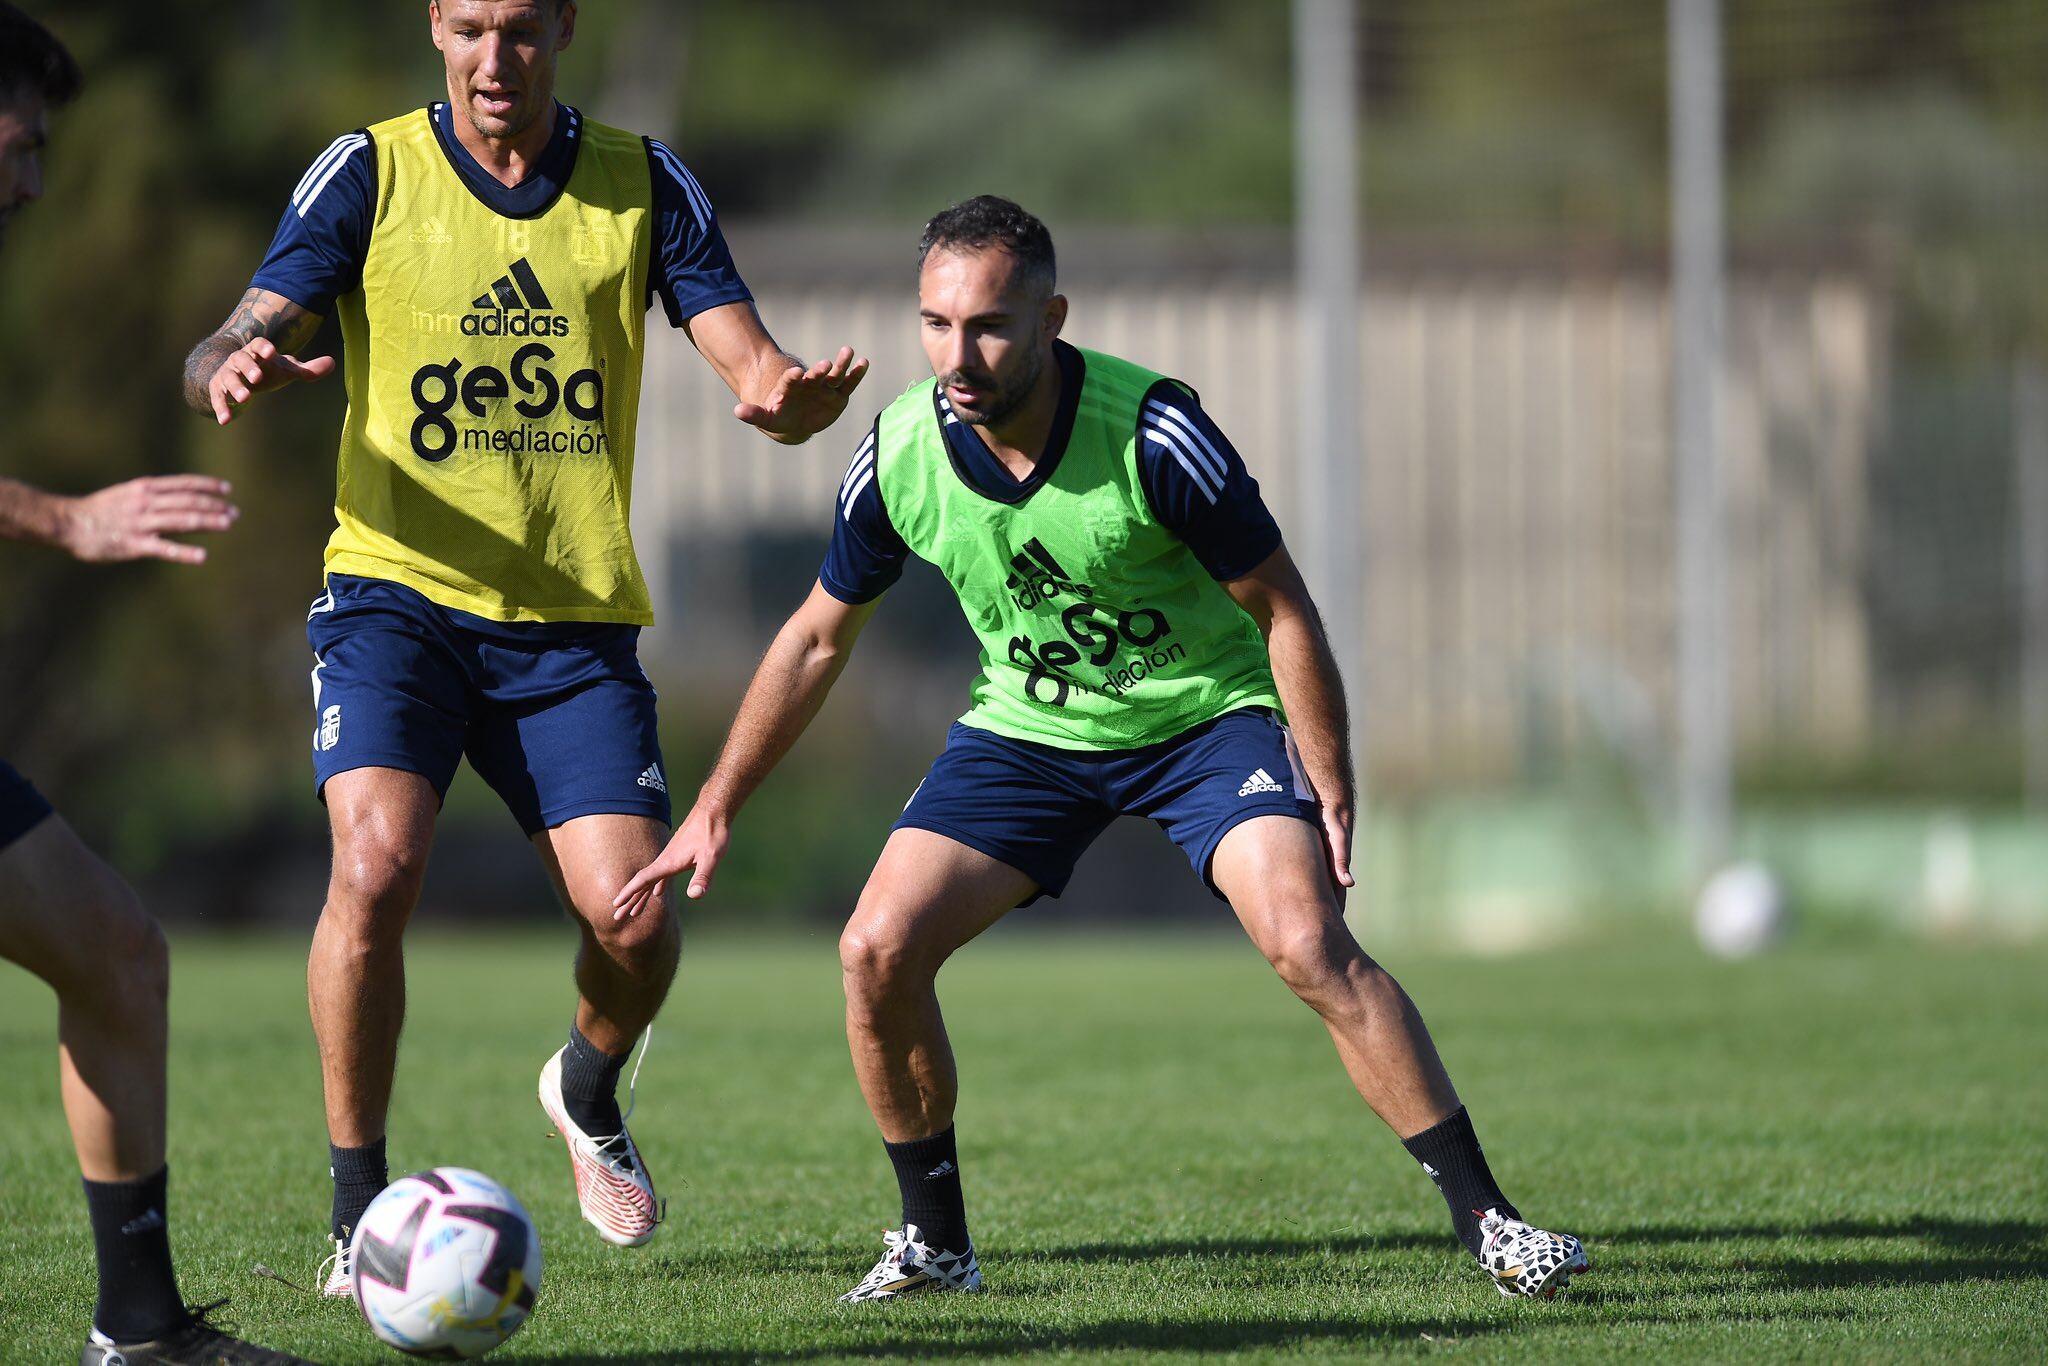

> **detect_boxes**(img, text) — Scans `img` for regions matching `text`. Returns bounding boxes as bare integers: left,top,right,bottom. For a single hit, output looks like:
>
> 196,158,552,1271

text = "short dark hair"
0,3,81,109
918,195,1056,295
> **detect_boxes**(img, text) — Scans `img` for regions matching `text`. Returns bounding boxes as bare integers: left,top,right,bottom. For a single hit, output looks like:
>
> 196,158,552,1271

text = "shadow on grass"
1017,1215,2048,1268
492,1218,2045,1362
1597,1216,2047,1254
564,1216,2048,1284
548,1217,2048,1282
1608,1216,2048,1292
496,1312,1511,1364
1556,1215,2046,1304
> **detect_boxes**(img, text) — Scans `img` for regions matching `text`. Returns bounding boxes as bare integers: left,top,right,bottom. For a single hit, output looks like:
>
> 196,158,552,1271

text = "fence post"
2019,356,2048,813
1670,0,1732,885
1293,0,1369,825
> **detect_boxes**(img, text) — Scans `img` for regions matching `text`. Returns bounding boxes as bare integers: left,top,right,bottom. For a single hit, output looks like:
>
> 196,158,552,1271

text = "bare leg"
838,828,1036,1142
1212,815,1595,1291
533,814,678,1053
307,767,437,1149
0,816,169,1182
1210,814,1460,1138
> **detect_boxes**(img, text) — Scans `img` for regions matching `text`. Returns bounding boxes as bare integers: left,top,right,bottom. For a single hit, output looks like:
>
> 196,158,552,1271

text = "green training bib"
874,347,1282,750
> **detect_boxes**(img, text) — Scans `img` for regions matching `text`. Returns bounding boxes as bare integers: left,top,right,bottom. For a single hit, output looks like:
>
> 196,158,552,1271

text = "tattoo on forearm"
181,289,323,411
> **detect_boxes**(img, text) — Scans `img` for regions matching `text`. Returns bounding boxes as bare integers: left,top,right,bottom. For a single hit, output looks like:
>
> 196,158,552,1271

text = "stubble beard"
460,81,550,144
948,344,1043,429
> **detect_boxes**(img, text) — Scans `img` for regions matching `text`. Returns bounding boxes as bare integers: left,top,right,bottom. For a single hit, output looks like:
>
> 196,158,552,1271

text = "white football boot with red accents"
1476,1208,1590,1298
839,1223,982,1302
538,1044,661,1247
316,1236,353,1299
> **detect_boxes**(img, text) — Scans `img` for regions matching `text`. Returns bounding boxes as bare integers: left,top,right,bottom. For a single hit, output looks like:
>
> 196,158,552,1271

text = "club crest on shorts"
318,705,342,753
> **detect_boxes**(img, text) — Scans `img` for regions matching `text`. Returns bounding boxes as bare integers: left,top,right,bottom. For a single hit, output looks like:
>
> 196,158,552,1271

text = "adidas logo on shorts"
637,763,667,794
1238,768,1285,798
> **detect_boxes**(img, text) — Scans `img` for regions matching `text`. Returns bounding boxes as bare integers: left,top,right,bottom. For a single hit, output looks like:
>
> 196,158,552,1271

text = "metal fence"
632,251,1882,794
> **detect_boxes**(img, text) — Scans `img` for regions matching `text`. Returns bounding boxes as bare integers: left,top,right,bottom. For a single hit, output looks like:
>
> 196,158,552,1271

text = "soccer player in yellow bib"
181,0,868,1290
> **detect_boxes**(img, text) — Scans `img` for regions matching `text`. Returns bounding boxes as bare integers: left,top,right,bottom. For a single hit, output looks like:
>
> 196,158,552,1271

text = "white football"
350,1167,542,1359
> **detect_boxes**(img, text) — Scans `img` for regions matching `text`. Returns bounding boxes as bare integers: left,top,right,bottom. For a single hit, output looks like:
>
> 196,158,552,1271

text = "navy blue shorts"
896,707,1319,902
0,759,54,853
305,576,670,836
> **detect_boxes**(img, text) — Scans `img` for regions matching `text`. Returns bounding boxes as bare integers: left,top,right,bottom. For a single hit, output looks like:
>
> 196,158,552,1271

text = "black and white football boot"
80,1300,316,1365
839,1223,982,1302
1475,1208,1590,1298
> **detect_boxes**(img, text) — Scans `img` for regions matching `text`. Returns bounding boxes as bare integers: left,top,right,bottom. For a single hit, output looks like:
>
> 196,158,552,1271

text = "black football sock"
330,1136,389,1242
83,1165,189,1343
558,1023,630,1139
883,1124,969,1254
1401,1106,1519,1259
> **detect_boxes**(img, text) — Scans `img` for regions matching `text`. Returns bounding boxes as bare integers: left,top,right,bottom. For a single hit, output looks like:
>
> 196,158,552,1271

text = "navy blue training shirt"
820,342,1283,604
249,102,752,325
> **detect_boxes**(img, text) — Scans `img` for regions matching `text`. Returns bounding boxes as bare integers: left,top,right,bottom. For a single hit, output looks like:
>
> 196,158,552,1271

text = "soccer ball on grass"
350,1167,542,1359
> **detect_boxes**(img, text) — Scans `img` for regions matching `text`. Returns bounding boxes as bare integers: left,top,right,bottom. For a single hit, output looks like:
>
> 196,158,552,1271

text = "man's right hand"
613,800,732,919
206,337,336,425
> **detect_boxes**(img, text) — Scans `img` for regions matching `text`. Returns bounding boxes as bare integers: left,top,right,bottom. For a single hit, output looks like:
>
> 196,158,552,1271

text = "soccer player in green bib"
180,0,867,1292
617,197,1589,1301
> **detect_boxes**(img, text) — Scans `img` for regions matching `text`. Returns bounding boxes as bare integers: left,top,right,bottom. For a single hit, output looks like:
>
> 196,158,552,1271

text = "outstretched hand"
60,475,239,566
612,802,731,920
734,347,869,445
207,337,336,425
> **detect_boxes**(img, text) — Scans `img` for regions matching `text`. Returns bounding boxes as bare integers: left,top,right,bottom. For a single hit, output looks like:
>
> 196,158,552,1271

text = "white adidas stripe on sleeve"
1144,430,1221,505
1141,399,1231,488
293,133,368,219
841,466,877,518
839,435,878,513
648,140,714,229
290,134,358,204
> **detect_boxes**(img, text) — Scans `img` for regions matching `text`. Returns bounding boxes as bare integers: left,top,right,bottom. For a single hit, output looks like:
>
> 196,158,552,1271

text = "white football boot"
537,1039,661,1247
1476,1208,1590,1298
839,1223,983,1302
316,1236,353,1299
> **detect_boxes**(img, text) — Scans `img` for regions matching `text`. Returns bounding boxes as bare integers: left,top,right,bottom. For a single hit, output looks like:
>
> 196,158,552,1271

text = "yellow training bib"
324,107,654,623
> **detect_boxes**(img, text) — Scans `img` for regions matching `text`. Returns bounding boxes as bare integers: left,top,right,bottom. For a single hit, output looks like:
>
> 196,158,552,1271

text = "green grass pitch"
3,924,2045,1361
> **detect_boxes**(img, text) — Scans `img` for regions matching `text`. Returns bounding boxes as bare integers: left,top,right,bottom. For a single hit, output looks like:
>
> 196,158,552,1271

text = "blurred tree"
1,0,2041,901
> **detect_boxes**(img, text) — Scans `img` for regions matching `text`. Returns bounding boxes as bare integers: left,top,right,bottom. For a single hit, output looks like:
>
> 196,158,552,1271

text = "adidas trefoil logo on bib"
637,763,667,794
1238,768,1285,797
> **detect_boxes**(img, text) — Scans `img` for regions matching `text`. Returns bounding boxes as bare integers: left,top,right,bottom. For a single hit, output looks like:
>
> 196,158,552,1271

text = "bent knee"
318,880,416,957
838,920,928,998
59,878,167,1017
324,837,429,942
586,897,675,961
118,903,170,996
1265,919,1367,1000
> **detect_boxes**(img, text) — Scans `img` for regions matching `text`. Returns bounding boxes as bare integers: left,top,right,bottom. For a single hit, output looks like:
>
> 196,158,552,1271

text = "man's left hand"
734,347,870,445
